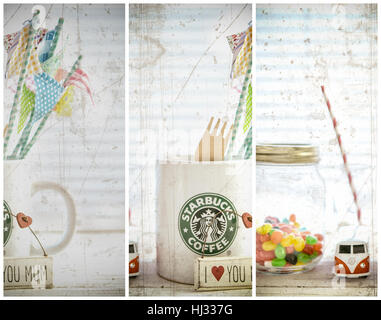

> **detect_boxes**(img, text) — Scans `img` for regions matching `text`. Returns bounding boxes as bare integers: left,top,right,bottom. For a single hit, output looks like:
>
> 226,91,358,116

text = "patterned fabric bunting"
243,83,252,133
42,50,63,76
227,31,245,52
17,84,35,133
38,30,56,63
33,73,64,123
7,24,43,79
54,86,74,116
232,26,252,79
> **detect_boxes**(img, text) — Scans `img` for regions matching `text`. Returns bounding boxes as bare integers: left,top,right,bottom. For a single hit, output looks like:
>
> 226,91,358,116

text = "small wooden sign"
4,256,53,289
194,256,252,291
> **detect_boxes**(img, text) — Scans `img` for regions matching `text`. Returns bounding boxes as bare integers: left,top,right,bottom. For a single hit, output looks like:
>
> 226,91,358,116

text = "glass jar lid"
256,143,319,164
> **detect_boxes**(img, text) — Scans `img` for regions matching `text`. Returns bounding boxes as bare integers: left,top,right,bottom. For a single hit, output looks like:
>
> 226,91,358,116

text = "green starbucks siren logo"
178,193,238,256
3,200,13,247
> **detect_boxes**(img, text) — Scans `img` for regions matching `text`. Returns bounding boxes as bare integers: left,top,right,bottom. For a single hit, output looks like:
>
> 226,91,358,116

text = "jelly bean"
313,242,323,251
303,244,314,255
295,261,305,266
300,227,307,231
281,235,294,247
282,218,289,224
275,244,286,259
280,225,293,234
293,222,300,229
297,252,311,263
265,216,280,224
270,230,283,244
271,258,287,267
310,251,318,259
289,214,296,222
268,229,274,236
305,235,318,245
264,261,273,268
285,253,298,265
285,246,294,254
314,233,324,241
262,241,277,251
259,234,270,243
294,237,305,252
256,248,275,262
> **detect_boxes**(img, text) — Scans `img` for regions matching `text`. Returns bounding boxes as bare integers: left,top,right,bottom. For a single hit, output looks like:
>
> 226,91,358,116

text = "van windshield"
353,245,365,254
339,245,351,254
129,244,135,253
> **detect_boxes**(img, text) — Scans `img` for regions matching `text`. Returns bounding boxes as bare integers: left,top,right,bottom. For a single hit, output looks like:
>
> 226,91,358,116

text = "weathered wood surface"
130,260,252,297
256,259,377,296
194,257,252,291
5,231,125,296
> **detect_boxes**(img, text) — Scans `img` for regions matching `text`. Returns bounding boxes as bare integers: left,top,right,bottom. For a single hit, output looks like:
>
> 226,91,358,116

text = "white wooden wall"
4,4,125,295
129,4,252,263
256,4,377,256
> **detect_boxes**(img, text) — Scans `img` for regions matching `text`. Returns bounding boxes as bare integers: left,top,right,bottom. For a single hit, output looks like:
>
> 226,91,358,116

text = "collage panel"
3,3,125,296
256,3,377,297
129,3,253,296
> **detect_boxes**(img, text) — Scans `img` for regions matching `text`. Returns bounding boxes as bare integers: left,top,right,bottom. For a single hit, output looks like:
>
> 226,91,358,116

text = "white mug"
4,160,76,257
157,159,252,284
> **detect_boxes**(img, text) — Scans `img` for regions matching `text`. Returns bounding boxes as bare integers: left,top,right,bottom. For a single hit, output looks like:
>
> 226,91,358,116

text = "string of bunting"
4,11,93,161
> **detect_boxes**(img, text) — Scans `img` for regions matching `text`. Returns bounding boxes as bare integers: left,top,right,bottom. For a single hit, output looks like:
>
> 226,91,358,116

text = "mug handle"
30,181,76,255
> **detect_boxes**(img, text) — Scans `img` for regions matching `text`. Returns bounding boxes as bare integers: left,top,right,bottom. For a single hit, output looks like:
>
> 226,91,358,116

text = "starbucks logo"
3,200,13,247
178,193,238,256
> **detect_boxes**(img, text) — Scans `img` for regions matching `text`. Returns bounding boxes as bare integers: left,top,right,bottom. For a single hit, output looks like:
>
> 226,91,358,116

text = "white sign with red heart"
194,256,252,291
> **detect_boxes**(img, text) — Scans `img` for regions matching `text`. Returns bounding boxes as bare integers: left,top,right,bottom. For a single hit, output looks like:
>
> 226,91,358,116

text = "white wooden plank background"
129,3,252,296
256,3,377,271
4,4,125,296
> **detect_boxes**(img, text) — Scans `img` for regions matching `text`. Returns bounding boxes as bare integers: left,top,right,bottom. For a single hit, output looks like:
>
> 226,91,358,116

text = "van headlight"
360,263,366,268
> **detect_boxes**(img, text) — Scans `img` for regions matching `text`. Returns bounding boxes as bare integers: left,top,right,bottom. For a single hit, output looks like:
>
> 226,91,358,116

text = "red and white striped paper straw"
321,86,361,224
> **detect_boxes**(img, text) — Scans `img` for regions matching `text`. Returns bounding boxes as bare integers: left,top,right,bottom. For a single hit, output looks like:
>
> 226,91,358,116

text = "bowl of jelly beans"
256,214,324,274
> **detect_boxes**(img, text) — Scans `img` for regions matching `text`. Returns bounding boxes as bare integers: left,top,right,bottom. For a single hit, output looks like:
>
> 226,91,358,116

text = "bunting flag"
227,30,245,52
232,26,252,79
243,83,252,133
54,86,74,116
42,50,63,76
17,84,35,133
7,24,43,79
33,72,64,123
4,31,20,52
65,69,94,105
38,29,56,63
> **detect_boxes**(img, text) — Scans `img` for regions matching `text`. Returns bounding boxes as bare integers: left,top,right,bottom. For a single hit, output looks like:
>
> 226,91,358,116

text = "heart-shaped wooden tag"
16,212,32,228
211,266,224,281
242,212,252,228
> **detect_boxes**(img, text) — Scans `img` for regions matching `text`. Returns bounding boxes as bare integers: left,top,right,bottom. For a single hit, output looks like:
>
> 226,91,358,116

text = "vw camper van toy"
334,240,370,278
129,241,139,277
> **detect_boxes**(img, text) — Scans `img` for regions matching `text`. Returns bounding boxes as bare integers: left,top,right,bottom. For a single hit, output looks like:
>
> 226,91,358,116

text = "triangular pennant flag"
42,51,63,76
232,26,252,79
33,73,64,123
7,24,44,79
17,84,35,133
243,83,252,133
38,29,56,63
54,86,74,117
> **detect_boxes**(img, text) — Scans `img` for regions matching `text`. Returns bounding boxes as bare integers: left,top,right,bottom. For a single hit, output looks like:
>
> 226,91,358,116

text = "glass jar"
256,144,326,274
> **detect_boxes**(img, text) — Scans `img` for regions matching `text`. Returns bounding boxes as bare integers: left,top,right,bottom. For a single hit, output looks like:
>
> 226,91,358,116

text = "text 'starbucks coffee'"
157,160,252,284
178,193,238,256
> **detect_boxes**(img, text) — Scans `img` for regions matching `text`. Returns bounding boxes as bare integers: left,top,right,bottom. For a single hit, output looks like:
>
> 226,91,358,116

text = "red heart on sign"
16,212,32,228
211,266,224,281
242,212,252,228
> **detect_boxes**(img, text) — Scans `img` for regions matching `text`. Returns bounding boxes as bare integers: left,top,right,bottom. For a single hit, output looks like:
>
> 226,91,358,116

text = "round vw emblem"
178,193,238,256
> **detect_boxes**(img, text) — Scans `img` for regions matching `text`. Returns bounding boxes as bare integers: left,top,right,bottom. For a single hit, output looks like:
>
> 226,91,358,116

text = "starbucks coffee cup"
156,159,252,284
